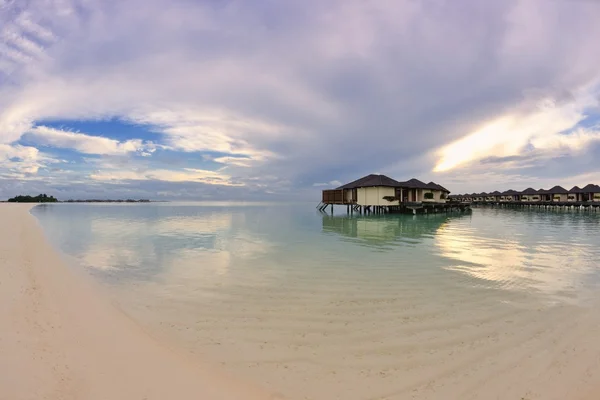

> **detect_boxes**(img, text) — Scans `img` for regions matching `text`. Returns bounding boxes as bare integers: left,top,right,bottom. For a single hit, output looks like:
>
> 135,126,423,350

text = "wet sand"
0,204,279,400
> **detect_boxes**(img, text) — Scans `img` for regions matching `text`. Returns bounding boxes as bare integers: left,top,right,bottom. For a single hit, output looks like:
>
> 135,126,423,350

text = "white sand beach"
2,203,600,400
0,204,279,400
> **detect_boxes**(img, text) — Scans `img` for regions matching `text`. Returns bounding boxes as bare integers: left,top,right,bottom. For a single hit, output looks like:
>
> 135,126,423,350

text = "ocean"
31,203,600,399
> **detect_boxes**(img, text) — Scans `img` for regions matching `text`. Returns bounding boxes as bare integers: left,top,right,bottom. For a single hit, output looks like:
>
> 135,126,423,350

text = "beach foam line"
0,204,282,400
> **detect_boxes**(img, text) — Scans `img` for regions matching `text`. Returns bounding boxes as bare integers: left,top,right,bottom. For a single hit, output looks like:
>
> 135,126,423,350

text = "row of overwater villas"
321,174,451,206
448,184,600,203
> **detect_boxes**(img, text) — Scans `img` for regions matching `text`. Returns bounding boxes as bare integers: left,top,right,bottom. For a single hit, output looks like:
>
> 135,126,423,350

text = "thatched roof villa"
321,174,451,207
541,186,569,202
448,183,600,204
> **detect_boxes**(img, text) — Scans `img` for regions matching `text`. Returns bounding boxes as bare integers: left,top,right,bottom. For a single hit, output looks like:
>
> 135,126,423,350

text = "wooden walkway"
465,201,600,210
317,202,471,215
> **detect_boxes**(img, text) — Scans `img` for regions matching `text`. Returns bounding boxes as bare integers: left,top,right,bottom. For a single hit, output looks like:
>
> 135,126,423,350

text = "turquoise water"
32,203,600,300
31,203,600,399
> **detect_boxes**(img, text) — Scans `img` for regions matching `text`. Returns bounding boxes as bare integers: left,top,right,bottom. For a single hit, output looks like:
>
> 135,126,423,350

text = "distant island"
5,194,154,203
8,194,58,203
61,199,152,203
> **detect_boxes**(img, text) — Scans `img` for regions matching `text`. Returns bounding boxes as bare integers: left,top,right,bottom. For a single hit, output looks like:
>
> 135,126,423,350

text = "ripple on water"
31,204,600,400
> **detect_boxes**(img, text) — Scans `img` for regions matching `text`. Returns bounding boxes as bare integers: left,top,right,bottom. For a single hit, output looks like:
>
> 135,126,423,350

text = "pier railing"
322,189,348,204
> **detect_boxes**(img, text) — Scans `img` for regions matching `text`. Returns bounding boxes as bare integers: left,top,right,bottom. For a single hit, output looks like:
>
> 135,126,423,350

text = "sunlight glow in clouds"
434,93,599,172
1,0,600,198
90,168,242,186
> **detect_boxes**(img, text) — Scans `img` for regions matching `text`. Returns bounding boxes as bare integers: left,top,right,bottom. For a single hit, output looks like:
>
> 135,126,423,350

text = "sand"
3,203,600,400
0,204,280,400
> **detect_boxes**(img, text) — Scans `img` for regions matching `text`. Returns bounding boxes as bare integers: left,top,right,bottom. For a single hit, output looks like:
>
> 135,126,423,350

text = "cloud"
1,0,600,198
433,91,600,172
313,180,342,187
26,125,156,155
211,156,253,167
90,167,242,186
0,143,57,176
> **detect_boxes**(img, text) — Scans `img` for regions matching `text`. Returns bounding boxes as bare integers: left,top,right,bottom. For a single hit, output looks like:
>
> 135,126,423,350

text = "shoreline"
0,204,281,400
4,203,600,400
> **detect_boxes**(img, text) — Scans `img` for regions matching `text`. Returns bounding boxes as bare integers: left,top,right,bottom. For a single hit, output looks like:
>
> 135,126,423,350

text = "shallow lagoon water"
32,203,600,399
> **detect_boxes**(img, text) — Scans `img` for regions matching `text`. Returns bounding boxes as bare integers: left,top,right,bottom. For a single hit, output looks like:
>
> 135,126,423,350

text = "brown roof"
581,184,600,192
398,178,428,189
336,175,452,192
545,185,569,194
336,174,402,190
426,182,451,193
520,188,539,195
569,186,583,193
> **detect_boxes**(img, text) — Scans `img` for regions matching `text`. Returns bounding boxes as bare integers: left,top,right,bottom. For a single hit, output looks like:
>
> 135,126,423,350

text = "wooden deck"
321,189,346,205
318,201,471,215
454,200,600,210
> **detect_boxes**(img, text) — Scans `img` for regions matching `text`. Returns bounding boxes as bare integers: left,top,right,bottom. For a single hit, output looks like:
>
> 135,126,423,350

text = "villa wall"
421,189,447,203
552,194,568,202
356,187,400,206
346,190,354,203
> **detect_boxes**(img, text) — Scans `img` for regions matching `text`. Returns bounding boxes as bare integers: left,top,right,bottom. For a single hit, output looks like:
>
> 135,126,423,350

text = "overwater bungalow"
321,174,450,206
325,174,403,206
444,183,600,209
425,182,451,203
567,184,600,202
569,186,582,202
474,193,487,202
581,184,600,202
319,174,462,214
501,189,520,202
542,186,569,202
520,188,540,202
401,178,449,203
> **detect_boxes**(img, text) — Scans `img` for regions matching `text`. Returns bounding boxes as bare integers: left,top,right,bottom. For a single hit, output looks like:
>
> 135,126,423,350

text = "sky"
1,0,600,200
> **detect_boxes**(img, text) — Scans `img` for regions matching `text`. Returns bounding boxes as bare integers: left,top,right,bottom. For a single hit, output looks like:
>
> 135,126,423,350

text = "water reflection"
32,204,273,282
31,204,600,303
436,208,600,300
321,213,464,248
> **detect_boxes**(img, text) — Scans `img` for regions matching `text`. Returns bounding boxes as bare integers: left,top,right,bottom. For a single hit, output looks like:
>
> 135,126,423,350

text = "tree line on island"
6,194,152,203
8,194,58,203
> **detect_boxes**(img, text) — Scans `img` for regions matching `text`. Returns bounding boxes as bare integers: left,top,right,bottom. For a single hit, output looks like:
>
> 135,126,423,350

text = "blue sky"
1,0,600,200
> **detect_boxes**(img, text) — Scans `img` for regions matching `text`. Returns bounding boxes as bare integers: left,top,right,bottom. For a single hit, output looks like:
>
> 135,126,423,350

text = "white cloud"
90,167,242,186
0,143,56,176
2,0,600,198
433,91,600,172
27,125,155,156
313,180,342,187
212,156,253,167
126,109,280,162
